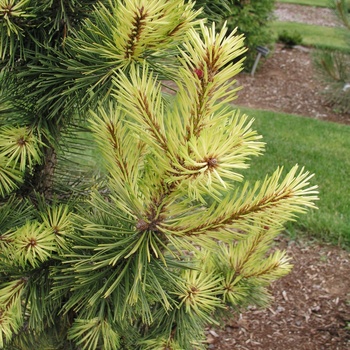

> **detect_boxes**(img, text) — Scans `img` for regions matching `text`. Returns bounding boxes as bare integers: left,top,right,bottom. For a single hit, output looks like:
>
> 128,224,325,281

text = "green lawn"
251,1,350,247
270,21,350,52
233,107,350,248
278,0,350,8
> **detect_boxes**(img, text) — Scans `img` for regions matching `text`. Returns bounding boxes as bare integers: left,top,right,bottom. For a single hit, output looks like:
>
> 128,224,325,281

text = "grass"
250,1,350,248
234,107,350,248
278,0,350,8
270,21,350,52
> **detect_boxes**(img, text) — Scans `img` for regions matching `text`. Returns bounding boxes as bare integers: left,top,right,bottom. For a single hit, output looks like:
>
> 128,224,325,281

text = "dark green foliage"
0,0,100,66
277,29,303,48
314,49,350,113
206,0,276,69
191,0,232,21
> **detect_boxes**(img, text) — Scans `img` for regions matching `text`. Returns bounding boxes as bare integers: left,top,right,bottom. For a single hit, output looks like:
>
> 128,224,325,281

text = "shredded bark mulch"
208,237,350,349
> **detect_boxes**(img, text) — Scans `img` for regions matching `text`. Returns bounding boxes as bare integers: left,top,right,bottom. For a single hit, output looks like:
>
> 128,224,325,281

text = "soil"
208,237,350,350
233,3,350,125
206,3,350,350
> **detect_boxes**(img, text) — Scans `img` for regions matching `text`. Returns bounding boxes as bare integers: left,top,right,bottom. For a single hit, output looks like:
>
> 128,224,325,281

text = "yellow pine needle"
40,204,73,250
68,318,120,350
241,249,292,282
158,165,318,238
0,126,43,172
0,154,23,197
10,221,56,268
114,65,167,151
177,270,222,314
0,301,23,349
0,279,26,310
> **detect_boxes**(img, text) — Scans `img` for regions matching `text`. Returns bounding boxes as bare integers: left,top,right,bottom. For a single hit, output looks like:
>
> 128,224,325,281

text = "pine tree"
314,0,350,113
0,1,318,349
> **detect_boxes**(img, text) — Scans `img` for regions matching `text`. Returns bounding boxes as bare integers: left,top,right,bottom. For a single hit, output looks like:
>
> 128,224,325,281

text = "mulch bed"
208,237,350,349
234,44,350,125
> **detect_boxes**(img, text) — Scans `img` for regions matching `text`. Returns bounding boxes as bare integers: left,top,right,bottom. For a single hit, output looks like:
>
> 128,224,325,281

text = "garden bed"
234,2,350,125
209,237,350,349
235,43,350,125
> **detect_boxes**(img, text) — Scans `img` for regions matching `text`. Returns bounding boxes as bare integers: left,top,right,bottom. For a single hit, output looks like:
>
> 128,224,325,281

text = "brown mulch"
233,1,350,125
234,44,350,125
208,238,350,350
206,3,350,349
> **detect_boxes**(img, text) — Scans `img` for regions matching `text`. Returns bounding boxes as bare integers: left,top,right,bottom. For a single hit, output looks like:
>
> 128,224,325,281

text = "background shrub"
196,0,276,69
313,0,350,113
278,29,303,48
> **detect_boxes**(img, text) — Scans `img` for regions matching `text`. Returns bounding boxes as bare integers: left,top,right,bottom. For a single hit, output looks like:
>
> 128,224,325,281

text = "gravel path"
274,3,341,27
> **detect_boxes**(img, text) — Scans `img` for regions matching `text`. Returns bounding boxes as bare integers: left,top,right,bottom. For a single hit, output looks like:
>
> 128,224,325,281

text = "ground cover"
210,236,350,349
270,21,349,52
239,108,350,246
274,2,342,27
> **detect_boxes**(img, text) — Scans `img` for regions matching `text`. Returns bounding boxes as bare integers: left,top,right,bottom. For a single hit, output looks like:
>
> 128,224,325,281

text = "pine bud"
194,68,203,79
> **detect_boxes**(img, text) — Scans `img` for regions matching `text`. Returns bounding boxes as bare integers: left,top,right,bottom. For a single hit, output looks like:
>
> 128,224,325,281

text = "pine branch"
159,165,318,240
114,66,168,152
334,0,350,30
177,22,246,139
0,0,33,64
0,126,43,172
0,154,23,198
0,299,23,349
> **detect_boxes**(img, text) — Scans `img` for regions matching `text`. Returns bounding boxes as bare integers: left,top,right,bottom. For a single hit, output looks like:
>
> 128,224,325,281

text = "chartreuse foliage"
0,1,317,349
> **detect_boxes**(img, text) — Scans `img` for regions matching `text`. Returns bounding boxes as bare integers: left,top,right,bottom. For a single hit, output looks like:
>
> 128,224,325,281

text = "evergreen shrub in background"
202,0,276,69
314,0,350,113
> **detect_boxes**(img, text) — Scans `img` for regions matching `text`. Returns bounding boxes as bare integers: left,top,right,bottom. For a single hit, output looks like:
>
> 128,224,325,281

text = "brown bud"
136,219,149,231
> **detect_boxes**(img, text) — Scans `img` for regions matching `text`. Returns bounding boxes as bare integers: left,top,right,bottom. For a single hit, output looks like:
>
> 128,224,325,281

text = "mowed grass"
270,21,350,52
234,107,350,247
239,1,350,247
278,0,350,7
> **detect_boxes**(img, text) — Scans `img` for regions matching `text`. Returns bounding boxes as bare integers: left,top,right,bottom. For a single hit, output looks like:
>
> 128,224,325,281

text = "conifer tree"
0,1,318,349
314,0,350,112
